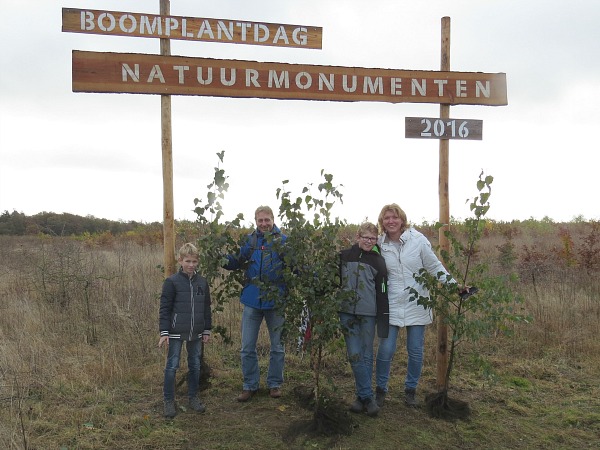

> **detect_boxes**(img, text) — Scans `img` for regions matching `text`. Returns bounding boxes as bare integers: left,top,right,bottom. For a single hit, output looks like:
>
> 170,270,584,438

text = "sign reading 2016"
405,117,483,140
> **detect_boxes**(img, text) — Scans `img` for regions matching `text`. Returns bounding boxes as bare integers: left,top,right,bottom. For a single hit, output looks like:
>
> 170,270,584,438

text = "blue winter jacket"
224,225,287,310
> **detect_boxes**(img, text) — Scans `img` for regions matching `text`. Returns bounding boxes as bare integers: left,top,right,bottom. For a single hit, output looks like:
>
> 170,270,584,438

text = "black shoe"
349,398,363,413
404,389,418,408
375,387,386,408
164,400,177,418
364,398,380,417
189,396,206,413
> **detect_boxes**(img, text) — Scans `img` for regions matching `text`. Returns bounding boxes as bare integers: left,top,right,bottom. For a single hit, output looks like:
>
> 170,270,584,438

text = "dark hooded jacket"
159,269,212,341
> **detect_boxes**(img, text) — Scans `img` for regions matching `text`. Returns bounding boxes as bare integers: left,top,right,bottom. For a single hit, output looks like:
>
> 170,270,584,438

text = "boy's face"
255,211,274,233
357,232,378,252
179,254,199,276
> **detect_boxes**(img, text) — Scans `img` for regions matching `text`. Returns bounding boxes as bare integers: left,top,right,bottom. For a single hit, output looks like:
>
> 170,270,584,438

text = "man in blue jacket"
224,205,287,402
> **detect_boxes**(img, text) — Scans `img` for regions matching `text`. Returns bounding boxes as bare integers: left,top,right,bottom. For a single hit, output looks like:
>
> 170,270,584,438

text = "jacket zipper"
188,276,194,341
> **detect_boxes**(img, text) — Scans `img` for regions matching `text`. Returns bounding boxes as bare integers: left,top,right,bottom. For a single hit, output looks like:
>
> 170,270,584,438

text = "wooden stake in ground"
437,16,451,391
160,0,176,276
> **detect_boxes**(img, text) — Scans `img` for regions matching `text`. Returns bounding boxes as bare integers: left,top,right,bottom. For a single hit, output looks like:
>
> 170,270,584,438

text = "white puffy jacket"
378,228,450,327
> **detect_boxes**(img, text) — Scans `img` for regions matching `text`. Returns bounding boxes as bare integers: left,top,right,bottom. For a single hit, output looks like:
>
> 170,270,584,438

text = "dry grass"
0,227,599,449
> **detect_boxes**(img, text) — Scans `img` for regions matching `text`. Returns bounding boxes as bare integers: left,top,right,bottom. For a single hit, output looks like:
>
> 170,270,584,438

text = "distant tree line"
0,210,161,236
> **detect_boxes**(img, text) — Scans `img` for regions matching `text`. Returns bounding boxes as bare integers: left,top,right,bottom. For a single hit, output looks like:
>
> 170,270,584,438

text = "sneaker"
269,387,282,398
189,396,206,413
364,398,380,417
164,400,177,418
349,398,363,413
237,389,258,402
404,389,418,408
375,387,386,408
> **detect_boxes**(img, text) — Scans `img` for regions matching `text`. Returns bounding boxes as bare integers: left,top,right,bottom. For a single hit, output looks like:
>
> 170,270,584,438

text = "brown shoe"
269,388,282,398
237,390,257,402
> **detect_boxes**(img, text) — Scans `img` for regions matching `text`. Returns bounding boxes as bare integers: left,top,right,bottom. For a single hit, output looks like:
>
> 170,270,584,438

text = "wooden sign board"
62,8,323,49
72,50,508,106
405,117,483,140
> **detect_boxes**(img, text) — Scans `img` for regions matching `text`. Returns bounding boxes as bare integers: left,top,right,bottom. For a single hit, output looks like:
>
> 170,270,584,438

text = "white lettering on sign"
74,10,312,46
140,16,162,35
116,65,494,100
221,69,235,86
122,64,139,82
296,72,312,89
342,76,357,93
434,79,447,95
119,14,137,34
72,51,508,105
391,78,402,95
246,70,260,87
173,66,189,84
148,65,165,83
412,79,426,96
319,74,334,92
197,67,212,85
269,71,290,89
476,81,490,98
405,117,483,140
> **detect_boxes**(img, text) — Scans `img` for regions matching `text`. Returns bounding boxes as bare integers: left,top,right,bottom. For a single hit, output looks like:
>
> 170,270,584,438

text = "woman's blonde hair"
377,203,409,235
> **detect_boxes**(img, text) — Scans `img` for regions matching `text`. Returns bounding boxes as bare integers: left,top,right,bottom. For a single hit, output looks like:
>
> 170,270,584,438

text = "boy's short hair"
178,242,199,259
357,221,378,237
254,205,274,220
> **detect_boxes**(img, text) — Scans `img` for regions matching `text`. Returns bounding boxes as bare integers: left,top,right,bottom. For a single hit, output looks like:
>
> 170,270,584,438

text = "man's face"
256,211,274,233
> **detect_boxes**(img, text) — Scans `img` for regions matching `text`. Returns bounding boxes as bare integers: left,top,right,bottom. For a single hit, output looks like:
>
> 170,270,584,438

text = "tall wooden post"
160,0,176,276
437,16,451,391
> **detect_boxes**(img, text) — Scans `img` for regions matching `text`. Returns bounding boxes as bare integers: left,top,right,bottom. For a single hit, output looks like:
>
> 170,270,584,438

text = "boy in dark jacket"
159,243,212,418
339,222,388,417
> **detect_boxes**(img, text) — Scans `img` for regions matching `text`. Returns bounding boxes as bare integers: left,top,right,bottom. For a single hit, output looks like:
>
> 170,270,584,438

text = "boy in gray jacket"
339,222,389,417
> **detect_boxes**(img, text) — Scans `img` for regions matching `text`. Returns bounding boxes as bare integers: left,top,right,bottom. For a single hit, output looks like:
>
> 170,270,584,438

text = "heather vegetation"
1,200,599,448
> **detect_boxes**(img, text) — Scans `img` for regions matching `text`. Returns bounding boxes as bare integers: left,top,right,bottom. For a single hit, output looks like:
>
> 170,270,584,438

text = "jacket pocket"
171,313,177,329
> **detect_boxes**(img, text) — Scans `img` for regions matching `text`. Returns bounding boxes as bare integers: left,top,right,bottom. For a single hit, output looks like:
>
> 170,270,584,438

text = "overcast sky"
1,0,599,227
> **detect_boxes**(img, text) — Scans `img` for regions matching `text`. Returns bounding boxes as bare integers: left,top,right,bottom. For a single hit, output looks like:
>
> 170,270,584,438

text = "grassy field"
1,222,599,449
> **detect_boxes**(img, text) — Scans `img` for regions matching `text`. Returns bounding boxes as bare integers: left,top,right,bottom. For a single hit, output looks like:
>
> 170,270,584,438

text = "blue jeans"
241,305,285,390
339,312,376,400
376,324,425,391
163,338,202,401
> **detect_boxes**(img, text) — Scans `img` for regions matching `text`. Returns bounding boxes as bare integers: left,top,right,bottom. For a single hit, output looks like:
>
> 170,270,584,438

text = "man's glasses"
360,236,377,243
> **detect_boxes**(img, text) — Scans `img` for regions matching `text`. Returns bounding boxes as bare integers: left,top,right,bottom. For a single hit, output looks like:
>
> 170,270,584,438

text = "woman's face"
382,210,403,235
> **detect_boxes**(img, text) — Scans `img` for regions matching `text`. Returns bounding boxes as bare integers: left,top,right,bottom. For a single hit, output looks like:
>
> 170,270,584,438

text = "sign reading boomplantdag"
62,8,322,49
72,51,507,106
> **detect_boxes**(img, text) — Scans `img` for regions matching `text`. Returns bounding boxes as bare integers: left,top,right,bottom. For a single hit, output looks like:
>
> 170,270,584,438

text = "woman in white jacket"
374,203,451,408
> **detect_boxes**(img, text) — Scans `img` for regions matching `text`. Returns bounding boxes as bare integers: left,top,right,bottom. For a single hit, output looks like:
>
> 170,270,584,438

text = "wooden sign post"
160,0,175,276
438,16,451,391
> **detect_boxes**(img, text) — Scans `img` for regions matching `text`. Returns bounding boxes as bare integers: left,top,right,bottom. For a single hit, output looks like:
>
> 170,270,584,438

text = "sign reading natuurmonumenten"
62,8,322,49
405,117,483,140
72,51,508,106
